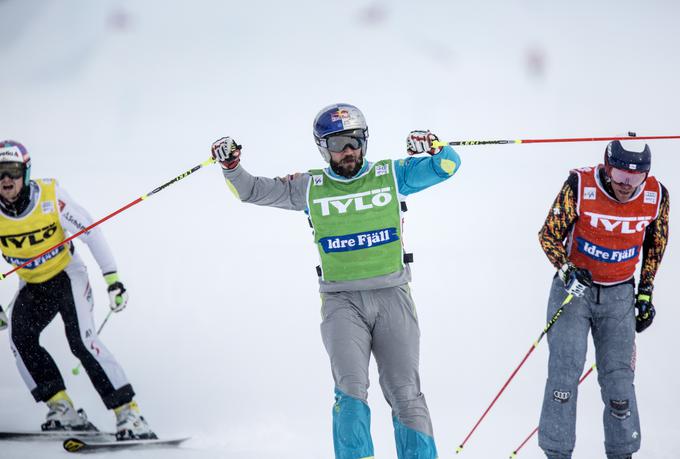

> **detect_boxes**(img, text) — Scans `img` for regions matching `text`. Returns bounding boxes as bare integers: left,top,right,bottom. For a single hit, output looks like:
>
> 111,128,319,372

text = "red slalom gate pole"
509,363,597,458
432,133,680,148
455,294,574,455
0,158,216,281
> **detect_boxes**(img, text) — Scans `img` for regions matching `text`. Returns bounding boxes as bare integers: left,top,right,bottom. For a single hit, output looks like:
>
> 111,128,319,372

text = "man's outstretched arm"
395,131,462,196
212,136,309,211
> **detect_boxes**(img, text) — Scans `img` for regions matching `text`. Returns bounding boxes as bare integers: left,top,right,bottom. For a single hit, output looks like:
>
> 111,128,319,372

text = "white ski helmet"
0,140,31,185
313,103,369,162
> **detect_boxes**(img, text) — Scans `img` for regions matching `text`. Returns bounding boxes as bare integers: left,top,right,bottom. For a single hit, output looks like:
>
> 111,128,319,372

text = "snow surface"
1,1,679,458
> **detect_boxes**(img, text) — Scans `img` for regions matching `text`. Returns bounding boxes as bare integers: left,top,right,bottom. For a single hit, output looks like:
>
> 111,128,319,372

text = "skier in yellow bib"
0,140,155,440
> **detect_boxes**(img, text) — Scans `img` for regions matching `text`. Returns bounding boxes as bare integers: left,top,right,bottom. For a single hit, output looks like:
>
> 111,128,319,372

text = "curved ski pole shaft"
432,134,680,148
455,294,574,454
509,363,596,458
72,309,115,376
0,158,217,281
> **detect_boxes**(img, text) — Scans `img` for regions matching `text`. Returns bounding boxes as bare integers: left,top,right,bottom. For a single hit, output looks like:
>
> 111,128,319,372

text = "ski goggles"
324,132,365,153
609,166,647,187
0,162,25,180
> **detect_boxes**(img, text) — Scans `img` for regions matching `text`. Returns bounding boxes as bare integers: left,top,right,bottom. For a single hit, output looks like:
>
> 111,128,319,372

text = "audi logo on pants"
553,390,571,403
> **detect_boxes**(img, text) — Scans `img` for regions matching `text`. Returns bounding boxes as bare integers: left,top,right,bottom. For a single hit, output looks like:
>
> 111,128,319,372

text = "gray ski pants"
320,284,434,437
539,276,641,459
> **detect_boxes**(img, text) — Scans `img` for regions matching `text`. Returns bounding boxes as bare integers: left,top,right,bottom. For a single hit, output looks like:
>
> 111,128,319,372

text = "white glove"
211,137,242,169
406,130,442,156
0,308,8,331
104,272,129,313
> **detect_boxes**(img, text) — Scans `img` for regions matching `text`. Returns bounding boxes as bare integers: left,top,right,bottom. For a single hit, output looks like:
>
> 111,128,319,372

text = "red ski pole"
432,133,680,148
455,294,574,454
509,363,597,458
0,158,216,281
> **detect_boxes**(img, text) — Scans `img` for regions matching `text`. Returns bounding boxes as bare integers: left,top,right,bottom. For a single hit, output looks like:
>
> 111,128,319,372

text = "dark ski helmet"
604,140,651,173
313,103,369,162
0,140,31,185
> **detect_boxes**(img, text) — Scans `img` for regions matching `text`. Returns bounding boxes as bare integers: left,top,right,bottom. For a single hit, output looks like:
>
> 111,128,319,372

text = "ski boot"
41,392,98,431
114,401,157,440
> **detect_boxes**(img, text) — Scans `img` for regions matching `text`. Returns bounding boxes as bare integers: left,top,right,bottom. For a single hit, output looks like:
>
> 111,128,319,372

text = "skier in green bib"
211,103,461,459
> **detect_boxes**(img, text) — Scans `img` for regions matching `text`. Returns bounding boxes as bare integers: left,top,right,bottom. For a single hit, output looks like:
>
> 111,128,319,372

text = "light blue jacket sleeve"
394,146,461,196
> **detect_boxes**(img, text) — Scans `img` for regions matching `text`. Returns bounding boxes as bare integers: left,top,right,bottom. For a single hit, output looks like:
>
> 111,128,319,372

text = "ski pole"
432,133,680,148
71,309,115,376
0,158,217,281
509,363,597,458
455,293,574,455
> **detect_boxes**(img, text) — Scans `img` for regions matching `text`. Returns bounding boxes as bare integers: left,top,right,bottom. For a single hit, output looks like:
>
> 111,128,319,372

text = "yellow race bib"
0,179,71,283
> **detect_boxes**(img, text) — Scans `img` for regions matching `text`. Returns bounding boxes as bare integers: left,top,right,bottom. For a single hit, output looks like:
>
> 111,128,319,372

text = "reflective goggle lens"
0,163,24,180
326,135,364,153
609,167,646,187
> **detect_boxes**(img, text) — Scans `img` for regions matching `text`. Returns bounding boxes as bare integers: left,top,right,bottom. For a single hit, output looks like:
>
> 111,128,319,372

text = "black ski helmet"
604,140,651,173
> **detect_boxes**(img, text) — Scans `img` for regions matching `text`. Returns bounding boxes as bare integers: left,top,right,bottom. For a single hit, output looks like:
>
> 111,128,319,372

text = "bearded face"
329,148,364,178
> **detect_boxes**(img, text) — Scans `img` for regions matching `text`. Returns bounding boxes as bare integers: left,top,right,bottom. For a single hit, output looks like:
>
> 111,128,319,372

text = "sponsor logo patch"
375,163,389,177
312,175,323,186
553,390,571,403
609,409,632,420
610,399,630,411
583,187,596,200
313,187,392,216
576,237,639,263
84,281,93,305
631,343,637,371
0,146,22,161
63,212,87,233
330,109,350,122
41,201,54,214
319,228,399,253
583,211,652,234
644,190,657,204
0,223,58,249
3,245,66,269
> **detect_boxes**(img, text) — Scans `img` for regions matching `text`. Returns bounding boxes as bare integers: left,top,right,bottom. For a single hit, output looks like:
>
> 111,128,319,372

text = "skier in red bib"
537,140,669,459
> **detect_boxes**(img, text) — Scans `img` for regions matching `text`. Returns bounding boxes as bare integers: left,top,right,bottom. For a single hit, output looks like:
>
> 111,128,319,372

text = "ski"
63,436,190,453
0,430,114,441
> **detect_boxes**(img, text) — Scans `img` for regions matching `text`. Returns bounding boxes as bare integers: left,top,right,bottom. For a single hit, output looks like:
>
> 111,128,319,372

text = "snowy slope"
0,1,679,458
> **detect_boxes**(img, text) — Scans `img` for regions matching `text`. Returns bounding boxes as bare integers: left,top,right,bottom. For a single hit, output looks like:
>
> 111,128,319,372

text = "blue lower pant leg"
333,390,374,459
393,417,437,459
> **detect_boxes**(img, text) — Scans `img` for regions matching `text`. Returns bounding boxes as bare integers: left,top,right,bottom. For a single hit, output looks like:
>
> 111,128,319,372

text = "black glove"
558,262,593,297
635,288,655,333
